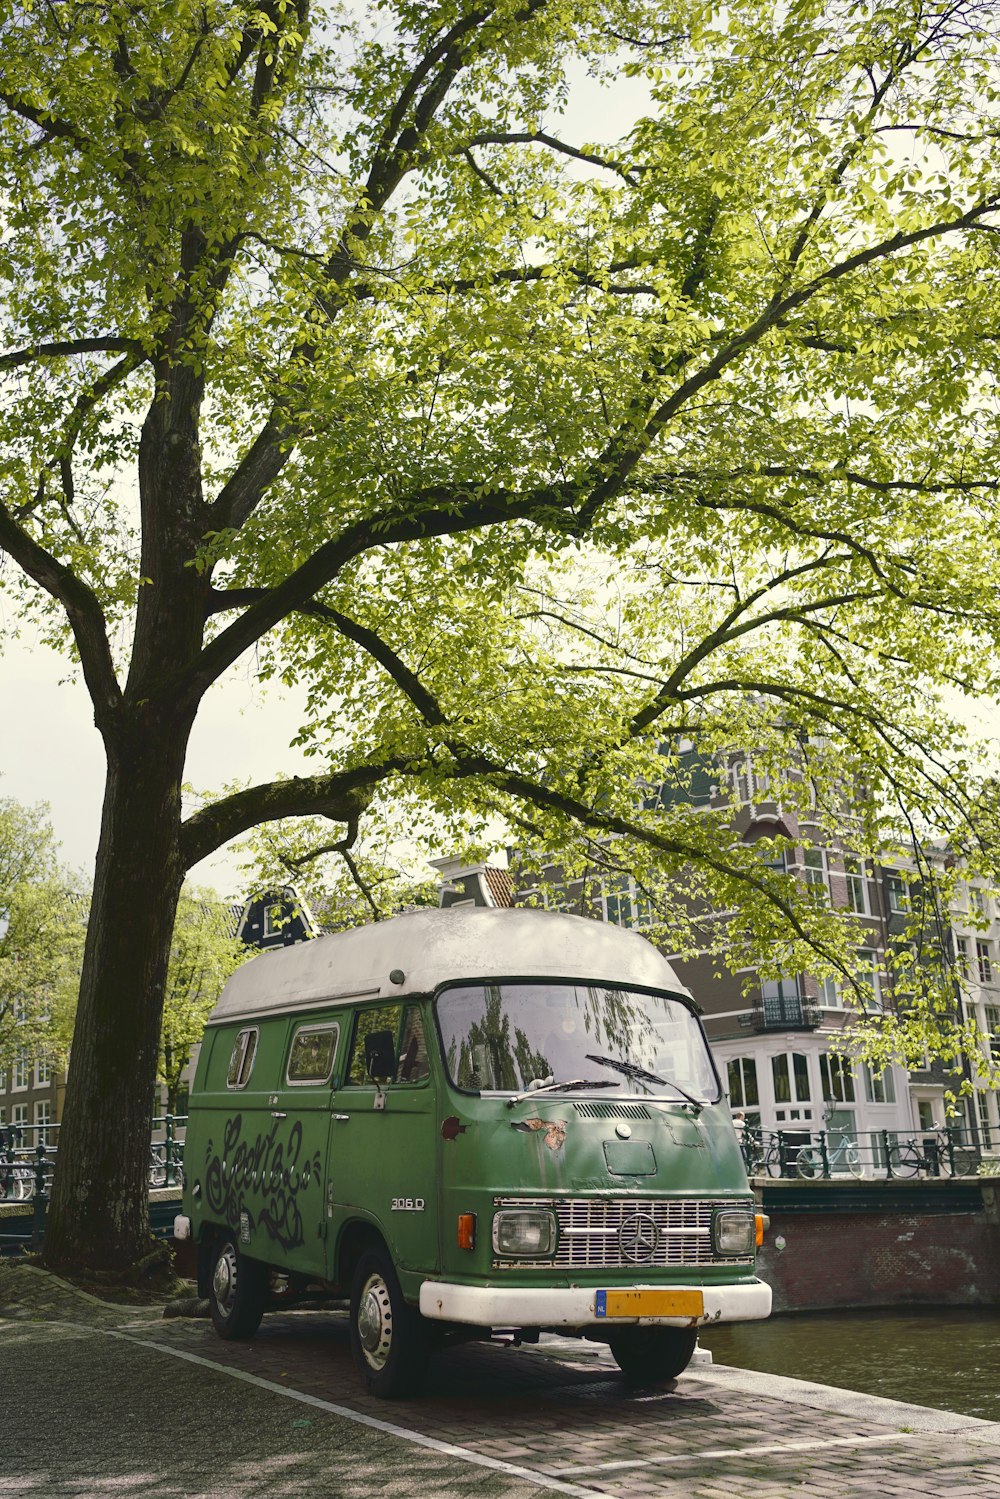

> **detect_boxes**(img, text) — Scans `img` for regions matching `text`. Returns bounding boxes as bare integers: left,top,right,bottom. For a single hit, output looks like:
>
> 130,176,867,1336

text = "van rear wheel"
608,1327,698,1384
349,1248,430,1398
208,1233,268,1340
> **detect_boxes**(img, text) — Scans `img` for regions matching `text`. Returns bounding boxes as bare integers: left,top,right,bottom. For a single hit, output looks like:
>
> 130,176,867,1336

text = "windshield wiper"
505,1078,617,1108
585,1053,709,1111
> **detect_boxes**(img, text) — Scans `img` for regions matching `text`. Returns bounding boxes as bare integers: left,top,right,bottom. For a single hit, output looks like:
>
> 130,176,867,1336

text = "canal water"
699,1307,1000,1422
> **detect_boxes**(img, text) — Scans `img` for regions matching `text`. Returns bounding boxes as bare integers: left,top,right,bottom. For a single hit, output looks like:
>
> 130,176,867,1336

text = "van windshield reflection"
436,982,720,1101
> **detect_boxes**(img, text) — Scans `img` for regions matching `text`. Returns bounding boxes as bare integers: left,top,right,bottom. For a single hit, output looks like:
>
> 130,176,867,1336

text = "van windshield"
436,982,720,1102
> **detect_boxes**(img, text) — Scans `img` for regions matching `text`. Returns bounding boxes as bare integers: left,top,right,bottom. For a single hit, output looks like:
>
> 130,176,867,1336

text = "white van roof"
208,907,692,1024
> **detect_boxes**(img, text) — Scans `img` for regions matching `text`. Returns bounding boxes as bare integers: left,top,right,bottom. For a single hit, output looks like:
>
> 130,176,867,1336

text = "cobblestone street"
3,1265,1000,1498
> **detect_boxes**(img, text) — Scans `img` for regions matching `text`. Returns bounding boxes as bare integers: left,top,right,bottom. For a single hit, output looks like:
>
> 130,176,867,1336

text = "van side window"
227,1028,258,1089
286,1023,340,1085
396,1006,429,1084
347,1005,402,1085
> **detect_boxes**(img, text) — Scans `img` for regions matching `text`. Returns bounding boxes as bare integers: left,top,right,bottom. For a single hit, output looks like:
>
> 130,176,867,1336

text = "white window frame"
285,1022,341,1087
12,1053,28,1091
34,1057,51,1088
844,857,868,915
33,1100,52,1146
863,1064,896,1105
977,940,993,986
802,848,828,895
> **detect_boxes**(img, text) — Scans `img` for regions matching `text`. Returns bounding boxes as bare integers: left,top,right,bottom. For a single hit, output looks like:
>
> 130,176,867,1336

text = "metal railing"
0,1115,188,1250
741,1122,995,1181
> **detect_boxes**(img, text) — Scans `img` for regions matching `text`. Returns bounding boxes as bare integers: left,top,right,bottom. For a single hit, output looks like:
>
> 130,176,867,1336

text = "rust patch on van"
512,1118,567,1151
441,1116,467,1141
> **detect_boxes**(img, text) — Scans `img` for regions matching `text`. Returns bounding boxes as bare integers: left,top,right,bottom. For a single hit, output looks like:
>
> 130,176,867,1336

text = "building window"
846,950,883,1011
33,1101,52,1146
885,874,909,914
970,887,990,920
985,1005,1000,1061
977,941,993,986
844,857,868,915
820,1053,855,1104
731,755,770,805
772,1052,811,1106
11,1103,28,1134
262,902,286,940
34,1058,51,1088
863,1065,896,1104
601,875,652,929
12,1053,28,1091
803,849,828,894
955,935,970,978
727,1056,759,1109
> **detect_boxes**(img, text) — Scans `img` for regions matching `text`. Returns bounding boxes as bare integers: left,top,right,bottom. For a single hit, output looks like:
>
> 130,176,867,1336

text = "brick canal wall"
757,1177,1000,1311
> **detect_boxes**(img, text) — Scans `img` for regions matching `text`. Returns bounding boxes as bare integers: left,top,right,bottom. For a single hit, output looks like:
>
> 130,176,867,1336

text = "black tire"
948,1147,978,1178
608,1327,699,1384
763,1146,783,1178
349,1247,431,1398
208,1233,268,1340
845,1142,864,1179
887,1143,919,1178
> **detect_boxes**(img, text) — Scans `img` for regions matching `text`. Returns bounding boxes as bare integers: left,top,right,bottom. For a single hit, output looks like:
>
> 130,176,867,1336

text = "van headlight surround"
492,1207,557,1258
713,1208,755,1256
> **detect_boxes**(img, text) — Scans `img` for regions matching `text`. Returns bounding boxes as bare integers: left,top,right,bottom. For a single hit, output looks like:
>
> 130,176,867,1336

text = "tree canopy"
2,0,1000,1266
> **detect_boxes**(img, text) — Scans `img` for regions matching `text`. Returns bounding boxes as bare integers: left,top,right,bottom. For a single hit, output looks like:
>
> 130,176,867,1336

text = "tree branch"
0,338,145,373
179,762,410,869
0,503,122,725
465,130,640,185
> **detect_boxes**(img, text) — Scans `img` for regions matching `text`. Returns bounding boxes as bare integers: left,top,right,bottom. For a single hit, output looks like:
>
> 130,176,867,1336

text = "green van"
177,907,770,1396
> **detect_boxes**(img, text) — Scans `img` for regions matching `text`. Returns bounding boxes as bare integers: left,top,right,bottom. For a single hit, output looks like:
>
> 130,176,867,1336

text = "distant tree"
0,1,998,1272
158,887,248,1115
0,797,85,1075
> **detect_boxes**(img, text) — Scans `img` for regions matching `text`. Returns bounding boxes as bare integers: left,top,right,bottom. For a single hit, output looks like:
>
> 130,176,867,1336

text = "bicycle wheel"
796,1147,823,1180
887,1142,919,1178
762,1145,784,1178
845,1142,864,1179
947,1146,979,1178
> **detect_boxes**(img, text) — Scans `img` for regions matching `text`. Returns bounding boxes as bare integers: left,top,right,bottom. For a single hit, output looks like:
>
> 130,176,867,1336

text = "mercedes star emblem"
619,1212,659,1264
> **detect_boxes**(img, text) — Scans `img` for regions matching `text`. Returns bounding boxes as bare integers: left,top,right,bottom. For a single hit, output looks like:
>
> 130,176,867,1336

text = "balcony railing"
750,997,822,1031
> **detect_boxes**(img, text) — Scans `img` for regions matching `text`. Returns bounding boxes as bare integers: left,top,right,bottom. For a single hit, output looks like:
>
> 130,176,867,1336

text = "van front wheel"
349,1248,430,1398
608,1327,698,1384
208,1234,268,1340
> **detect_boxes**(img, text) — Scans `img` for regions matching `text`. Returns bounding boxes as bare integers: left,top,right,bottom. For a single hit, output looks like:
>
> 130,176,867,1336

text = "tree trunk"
42,710,192,1273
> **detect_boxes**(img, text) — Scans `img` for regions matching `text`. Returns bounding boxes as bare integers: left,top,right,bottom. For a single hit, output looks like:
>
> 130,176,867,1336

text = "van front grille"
492,1195,754,1270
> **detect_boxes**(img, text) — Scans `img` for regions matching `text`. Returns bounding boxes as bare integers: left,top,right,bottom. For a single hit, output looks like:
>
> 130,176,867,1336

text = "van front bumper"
418,1278,771,1327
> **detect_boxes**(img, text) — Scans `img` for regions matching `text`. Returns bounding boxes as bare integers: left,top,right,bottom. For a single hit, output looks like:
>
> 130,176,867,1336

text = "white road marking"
550,1430,922,1476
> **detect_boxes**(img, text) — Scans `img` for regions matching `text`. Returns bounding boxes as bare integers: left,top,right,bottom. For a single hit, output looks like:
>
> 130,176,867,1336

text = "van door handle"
332,1114,350,1122
271,1111,286,1119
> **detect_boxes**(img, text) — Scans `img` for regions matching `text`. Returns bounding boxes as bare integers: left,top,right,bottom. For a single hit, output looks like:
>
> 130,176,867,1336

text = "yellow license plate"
596,1289,704,1319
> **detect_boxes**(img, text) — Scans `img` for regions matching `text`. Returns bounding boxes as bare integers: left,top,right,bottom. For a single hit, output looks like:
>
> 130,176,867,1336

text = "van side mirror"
364,1030,397,1082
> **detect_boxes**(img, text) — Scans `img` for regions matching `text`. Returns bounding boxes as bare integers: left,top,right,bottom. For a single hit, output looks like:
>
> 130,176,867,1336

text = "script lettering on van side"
204,1113,321,1252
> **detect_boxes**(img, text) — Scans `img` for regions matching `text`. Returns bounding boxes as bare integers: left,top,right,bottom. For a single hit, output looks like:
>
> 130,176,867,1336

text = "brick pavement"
4,1263,1000,1499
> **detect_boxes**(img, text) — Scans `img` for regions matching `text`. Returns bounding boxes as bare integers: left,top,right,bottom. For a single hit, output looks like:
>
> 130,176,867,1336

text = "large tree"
1,0,999,1271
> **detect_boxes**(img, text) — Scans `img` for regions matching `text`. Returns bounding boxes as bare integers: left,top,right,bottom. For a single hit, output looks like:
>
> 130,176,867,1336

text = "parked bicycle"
887,1131,979,1179
148,1143,184,1187
0,1155,35,1201
741,1126,783,1178
795,1131,864,1180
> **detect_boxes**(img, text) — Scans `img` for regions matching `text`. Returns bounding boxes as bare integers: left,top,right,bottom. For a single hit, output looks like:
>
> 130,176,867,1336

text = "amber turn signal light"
755,1213,768,1247
457,1212,476,1251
